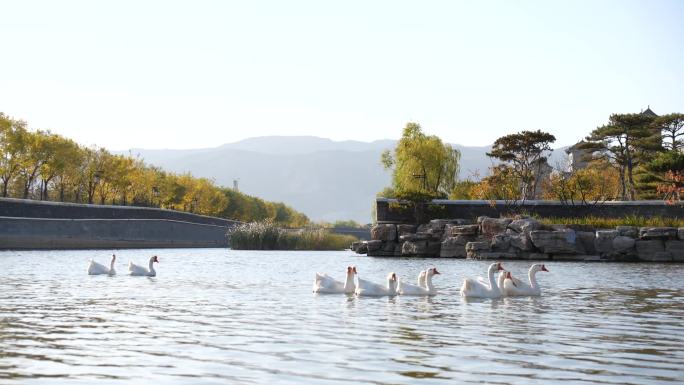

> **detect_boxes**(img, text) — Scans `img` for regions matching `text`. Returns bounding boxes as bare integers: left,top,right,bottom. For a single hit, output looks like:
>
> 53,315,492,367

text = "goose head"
151,255,159,263
489,262,504,274
427,267,440,277
505,271,517,287
387,272,398,291
531,263,549,273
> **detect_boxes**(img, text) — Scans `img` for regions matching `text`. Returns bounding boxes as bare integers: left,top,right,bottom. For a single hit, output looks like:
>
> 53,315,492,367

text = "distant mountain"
123,136,568,223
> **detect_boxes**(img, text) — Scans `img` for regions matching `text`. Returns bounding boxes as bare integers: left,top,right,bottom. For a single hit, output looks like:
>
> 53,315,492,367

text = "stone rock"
428,219,451,231
529,230,577,254
506,229,534,251
466,241,491,252
399,233,428,243
665,240,684,262
481,218,513,238
445,224,479,236
612,236,636,254
524,252,550,260
471,252,519,260
508,218,541,234
352,241,368,254
679,228,684,240
416,224,429,234
383,241,398,252
491,234,511,251
552,254,589,261
397,224,417,236
427,241,441,256
440,237,467,258
639,227,678,240
583,255,603,262
402,240,428,255
635,240,669,261
366,240,383,252
595,230,618,255
616,226,638,238
576,231,597,255
371,224,397,242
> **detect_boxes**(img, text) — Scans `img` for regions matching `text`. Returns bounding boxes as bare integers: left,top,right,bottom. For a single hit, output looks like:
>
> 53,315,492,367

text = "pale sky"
1,0,682,150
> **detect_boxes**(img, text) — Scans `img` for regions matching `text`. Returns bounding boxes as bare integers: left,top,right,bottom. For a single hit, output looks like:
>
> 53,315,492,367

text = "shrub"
228,222,357,250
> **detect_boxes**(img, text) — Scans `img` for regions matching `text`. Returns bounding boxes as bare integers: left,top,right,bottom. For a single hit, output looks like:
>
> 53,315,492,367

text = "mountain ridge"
121,136,569,223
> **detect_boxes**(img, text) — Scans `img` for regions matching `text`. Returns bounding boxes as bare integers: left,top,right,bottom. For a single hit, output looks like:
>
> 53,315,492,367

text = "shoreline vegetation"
229,222,358,251
0,112,310,228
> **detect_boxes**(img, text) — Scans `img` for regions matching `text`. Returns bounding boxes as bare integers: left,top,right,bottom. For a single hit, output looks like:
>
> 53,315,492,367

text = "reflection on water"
1,249,683,384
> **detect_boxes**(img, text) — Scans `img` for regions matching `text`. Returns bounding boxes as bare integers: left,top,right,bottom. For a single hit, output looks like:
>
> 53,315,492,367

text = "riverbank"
354,216,684,262
0,198,238,249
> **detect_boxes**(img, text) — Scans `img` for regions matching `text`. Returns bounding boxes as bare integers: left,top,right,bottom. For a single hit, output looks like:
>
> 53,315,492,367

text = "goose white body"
129,256,158,277
460,263,504,298
313,267,356,294
88,255,116,275
502,264,548,296
398,268,439,296
355,273,397,297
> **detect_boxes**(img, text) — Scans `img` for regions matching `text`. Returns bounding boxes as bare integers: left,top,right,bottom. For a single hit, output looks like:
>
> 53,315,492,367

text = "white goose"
129,255,159,277
88,254,116,275
355,272,398,297
460,262,505,298
398,268,440,296
313,266,357,294
502,264,549,296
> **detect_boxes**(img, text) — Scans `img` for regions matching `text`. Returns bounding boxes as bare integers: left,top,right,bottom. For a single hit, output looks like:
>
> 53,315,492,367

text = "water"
1,249,683,385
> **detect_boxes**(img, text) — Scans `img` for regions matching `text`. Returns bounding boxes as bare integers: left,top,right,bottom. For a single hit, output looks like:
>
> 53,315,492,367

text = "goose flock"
87,254,159,277
313,262,549,298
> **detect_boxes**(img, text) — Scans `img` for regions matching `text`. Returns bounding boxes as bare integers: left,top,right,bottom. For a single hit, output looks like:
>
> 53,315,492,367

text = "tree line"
381,111,683,204
0,112,310,227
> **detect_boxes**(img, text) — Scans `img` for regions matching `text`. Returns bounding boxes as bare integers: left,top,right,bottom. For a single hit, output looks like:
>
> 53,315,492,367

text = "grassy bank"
536,215,684,229
229,222,358,250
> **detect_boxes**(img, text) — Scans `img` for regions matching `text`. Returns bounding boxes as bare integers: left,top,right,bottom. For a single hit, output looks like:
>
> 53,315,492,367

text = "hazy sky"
1,0,682,150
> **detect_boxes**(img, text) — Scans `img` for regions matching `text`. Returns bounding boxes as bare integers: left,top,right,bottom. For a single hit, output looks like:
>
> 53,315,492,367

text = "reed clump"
229,222,357,250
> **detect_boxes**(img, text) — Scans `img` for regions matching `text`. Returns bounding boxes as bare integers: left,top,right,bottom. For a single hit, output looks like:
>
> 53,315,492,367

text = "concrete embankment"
0,198,238,250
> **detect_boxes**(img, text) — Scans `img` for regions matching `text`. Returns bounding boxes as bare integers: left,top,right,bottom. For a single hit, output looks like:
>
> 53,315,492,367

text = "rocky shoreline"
352,217,684,262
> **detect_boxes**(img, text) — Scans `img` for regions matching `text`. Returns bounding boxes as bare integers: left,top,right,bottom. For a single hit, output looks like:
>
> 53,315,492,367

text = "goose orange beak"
541,265,549,272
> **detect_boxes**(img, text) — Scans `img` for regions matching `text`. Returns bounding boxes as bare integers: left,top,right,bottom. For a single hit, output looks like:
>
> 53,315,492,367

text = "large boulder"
612,236,636,254
616,226,639,238
506,229,534,251
635,239,671,261
679,228,684,240
480,218,513,238
665,240,684,262
595,230,618,255
639,227,678,240
576,231,597,255
491,234,511,251
466,241,491,258
508,218,542,234
530,230,577,254
352,241,368,254
445,224,479,237
440,237,467,258
402,240,428,256
371,224,397,241
399,233,428,243
366,240,383,252
396,224,417,236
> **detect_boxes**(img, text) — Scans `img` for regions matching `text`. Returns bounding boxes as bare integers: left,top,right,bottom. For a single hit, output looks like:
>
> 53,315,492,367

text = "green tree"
0,113,28,197
582,113,658,200
381,122,461,200
486,130,556,200
653,113,684,151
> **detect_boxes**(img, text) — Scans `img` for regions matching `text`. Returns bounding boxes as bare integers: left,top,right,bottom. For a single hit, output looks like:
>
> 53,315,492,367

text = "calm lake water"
1,249,683,385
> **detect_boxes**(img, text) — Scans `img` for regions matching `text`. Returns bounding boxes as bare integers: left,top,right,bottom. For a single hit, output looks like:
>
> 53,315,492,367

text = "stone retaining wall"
0,217,229,249
352,216,684,262
376,198,684,223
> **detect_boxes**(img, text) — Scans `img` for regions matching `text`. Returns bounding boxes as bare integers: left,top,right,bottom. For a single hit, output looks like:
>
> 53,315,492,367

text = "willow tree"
381,122,461,200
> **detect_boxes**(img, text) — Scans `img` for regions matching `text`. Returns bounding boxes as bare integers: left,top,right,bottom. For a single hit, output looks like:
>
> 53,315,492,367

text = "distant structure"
566,141,592,173
233,179,239,192
641,105,658,118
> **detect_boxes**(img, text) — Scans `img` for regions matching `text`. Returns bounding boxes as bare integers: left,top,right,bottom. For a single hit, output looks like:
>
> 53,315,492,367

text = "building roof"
641,106,658,118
